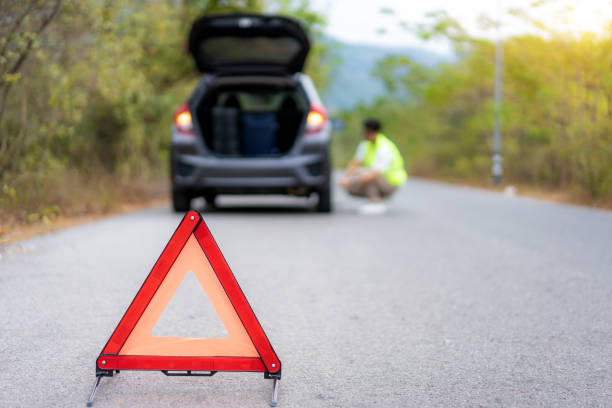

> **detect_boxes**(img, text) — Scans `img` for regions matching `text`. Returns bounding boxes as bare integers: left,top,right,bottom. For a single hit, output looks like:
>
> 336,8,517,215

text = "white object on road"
358,202,387,215
504,185,517,197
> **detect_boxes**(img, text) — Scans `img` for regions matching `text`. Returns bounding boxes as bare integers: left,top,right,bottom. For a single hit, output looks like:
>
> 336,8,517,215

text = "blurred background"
1,0,611,231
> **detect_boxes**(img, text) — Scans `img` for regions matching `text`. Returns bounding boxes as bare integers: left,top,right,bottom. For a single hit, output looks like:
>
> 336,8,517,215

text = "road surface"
1,179,611,407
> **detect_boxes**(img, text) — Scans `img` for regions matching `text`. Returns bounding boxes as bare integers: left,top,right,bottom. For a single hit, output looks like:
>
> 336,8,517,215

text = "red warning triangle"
95,211,281,375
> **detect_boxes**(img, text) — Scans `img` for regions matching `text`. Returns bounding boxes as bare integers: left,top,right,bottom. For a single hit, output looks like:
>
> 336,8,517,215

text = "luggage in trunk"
241,113,279,156
194,77,306,156
211,107,241,155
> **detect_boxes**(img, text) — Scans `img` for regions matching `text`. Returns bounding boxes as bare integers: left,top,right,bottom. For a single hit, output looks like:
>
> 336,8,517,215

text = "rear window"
216,91,305,112
199,36,302,66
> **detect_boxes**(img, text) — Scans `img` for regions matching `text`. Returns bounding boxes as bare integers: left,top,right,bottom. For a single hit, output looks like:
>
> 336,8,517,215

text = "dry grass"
1,178,169,245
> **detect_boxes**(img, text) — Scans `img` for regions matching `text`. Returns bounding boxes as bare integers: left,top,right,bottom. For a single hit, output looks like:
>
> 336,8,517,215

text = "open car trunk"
194,77,308,157
189,14,310,75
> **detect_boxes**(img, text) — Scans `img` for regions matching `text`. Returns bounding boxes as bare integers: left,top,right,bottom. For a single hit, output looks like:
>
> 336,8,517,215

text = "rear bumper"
172,153,329,193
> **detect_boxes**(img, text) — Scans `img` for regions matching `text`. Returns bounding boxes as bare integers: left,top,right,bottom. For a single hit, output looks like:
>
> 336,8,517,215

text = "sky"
310,0,612,53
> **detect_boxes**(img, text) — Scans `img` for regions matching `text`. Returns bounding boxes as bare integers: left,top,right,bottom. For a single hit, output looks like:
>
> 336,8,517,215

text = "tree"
0,0,62,171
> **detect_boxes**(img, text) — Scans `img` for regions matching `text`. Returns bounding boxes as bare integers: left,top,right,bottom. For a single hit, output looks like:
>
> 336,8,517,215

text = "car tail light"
305,104,327,134
174,103,193,135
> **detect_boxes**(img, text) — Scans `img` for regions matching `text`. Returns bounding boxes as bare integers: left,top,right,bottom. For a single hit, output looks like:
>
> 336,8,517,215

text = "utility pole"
492,0,503,184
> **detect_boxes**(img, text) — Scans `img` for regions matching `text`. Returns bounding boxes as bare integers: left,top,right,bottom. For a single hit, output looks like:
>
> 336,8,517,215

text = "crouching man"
339,118,407,214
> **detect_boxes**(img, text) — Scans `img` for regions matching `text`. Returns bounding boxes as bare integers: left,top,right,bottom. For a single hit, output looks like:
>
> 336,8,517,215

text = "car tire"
172,188,191,213
204,192,217,208
316,187,332,213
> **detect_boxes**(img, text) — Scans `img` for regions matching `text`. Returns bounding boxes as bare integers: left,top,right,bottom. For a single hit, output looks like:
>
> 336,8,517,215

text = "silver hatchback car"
170,13,332,212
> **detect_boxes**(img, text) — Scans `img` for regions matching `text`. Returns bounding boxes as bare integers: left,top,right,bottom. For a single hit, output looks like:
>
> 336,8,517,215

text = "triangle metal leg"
86,376,102,407
270,378,279,407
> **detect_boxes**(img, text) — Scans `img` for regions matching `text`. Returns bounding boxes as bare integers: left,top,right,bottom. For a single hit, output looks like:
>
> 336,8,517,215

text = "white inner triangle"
152,270,229,338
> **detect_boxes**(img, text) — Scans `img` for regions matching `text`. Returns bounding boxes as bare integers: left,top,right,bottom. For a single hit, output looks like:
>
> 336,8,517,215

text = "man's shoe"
358,202,387,215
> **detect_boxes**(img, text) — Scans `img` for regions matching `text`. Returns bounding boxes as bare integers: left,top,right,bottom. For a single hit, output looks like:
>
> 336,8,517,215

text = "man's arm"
340,166,380,187
355,169,381,183
344,158,361,177
339,159,361,188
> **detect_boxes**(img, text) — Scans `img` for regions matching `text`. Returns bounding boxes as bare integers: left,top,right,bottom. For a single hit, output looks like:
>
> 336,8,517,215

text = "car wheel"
172,188,191,213
316,187,332,213
204,192,217,208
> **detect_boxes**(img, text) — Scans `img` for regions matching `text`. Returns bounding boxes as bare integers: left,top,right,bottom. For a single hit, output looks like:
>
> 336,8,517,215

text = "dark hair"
363,118,381,132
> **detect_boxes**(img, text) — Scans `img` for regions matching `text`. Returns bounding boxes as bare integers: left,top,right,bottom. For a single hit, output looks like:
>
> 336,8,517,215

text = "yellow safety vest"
362,134,407,186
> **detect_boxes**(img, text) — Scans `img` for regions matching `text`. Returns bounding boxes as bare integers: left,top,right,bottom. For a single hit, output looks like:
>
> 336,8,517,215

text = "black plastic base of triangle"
264,370,281,380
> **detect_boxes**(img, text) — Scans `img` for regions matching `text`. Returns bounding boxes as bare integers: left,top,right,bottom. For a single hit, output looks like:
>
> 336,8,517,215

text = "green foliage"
336,12,612,201
0,0,63,173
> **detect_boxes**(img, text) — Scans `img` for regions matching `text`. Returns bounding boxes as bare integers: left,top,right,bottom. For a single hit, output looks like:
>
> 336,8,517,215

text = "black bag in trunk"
211,107,241,155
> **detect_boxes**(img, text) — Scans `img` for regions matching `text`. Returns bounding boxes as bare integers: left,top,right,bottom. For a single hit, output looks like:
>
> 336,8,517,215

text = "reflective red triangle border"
95,210,281,376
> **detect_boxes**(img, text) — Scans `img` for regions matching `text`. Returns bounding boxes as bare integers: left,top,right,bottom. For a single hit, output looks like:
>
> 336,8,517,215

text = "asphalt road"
1,179,611,407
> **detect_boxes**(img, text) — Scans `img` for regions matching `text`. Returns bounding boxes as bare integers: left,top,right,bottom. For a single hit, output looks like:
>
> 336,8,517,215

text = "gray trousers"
347,168,397,202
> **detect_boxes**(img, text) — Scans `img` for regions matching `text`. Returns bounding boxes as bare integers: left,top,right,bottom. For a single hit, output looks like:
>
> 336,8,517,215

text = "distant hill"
322,40,447,112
